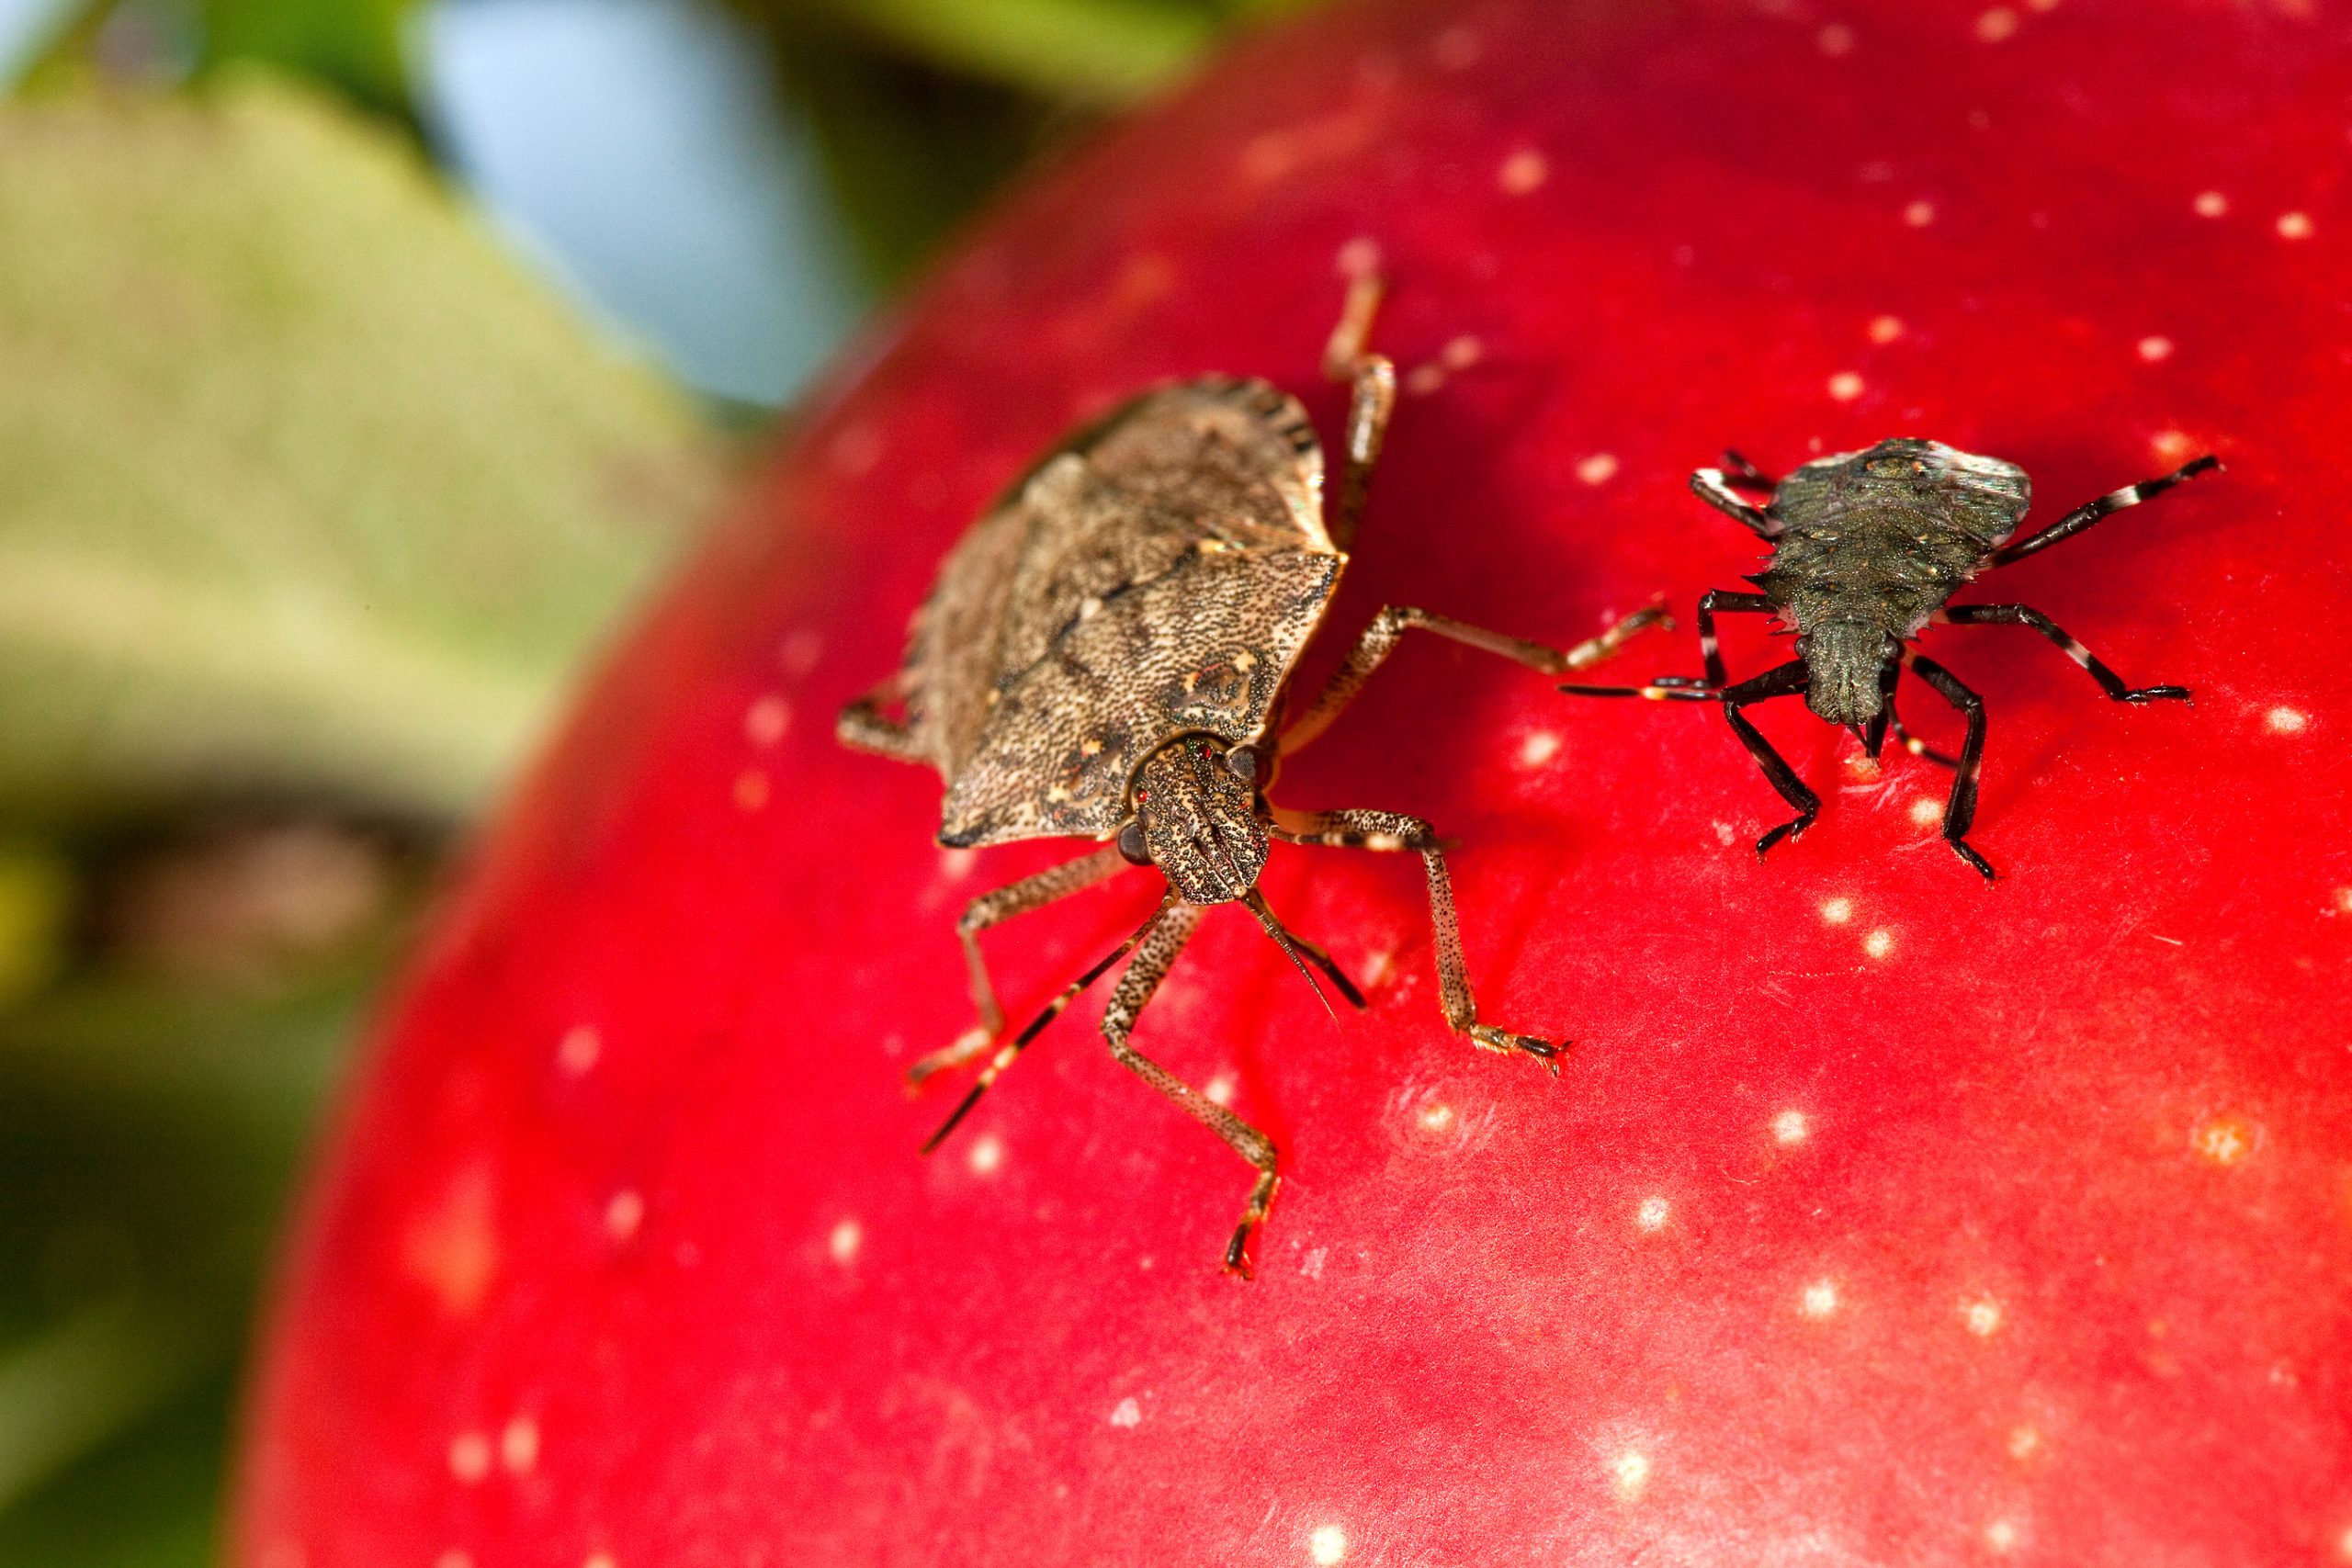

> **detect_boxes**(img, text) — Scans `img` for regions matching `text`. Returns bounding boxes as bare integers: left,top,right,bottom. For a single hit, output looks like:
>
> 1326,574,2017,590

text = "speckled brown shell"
889,377,1343,849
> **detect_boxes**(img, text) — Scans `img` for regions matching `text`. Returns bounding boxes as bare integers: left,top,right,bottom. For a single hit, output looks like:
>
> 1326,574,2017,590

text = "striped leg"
1690,453,1781,538
922,888,1178,1155
1987,454,2220,566
1269,806,1562,1073
1693,589,1770,686
1289,604,1669,753
906,844,1133,1089
1903,652,1995,881
1558,587,1762,699
1939,604,2190,703
1090,903,1283,1278
1320,270,1396,552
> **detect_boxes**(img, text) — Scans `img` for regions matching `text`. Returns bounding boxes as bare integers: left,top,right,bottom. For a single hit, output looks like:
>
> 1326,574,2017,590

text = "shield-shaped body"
884,377,1345,849
1756,437,2034,640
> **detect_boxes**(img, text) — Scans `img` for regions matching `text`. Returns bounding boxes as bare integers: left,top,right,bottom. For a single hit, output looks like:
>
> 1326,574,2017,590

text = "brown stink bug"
838,276,1660,1275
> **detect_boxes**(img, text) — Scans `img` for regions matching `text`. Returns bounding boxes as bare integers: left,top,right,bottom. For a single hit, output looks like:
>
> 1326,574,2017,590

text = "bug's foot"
2122,684,2192,703
1469,1023,1566,1077
1950,837,1997,882
1222,1171,1280,1280
905,1024,992,1090
1755,814,1816,859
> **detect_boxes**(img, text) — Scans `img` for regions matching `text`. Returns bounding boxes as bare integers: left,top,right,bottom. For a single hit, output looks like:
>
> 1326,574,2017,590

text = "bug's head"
1802,621,1899,725
1119,736,1268,905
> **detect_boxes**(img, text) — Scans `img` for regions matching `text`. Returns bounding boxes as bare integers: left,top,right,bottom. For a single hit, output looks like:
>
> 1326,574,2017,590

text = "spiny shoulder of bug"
1726,437,2036,725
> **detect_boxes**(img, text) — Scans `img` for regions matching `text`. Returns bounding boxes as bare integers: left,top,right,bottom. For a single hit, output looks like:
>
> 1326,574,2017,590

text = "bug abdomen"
1758,507,1983,641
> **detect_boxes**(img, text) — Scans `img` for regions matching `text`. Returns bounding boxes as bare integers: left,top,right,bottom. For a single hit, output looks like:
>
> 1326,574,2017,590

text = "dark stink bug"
1565,438,2220,878
838,277,1658,1275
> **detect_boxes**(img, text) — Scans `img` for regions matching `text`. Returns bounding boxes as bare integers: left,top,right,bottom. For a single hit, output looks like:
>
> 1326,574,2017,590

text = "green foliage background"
0,0,1309,1555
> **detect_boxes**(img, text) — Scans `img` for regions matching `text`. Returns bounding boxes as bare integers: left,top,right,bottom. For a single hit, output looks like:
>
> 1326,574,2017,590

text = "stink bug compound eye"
837,275,1666,1276
1562,436,2222,880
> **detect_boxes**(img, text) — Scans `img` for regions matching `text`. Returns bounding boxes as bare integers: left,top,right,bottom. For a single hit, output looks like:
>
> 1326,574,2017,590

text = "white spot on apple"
2266,705,2310,735
1611,1450,1651,1500
1110,1397,1142,1428
2137,335,2174,363
447,1430,492,1483
829,1217,862,1265
1575,452,1620,486
559,1025,601,1076
1864,928,1895,960
605,1190,645,1242
1773,1110,1810,1146
1309,1523,1350,1564
1827,370,1866,400
968,1133,1005,1175
2278,210,2314,240
1819,897,1855,925
1498,149,1549,195
501,1415,539,1475
2192,1116,2254,1165
2193,190,2227,218
1800,1279,1839,1318
1430,26,1480,70
1962,1297,2004,1337
1519,730,1564,767
1636,1196,1670,1232
744,694,791,747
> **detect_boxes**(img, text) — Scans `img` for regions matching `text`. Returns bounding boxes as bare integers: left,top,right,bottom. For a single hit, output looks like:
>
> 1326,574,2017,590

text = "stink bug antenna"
920,888,1181,1155
1242,888,1340,1028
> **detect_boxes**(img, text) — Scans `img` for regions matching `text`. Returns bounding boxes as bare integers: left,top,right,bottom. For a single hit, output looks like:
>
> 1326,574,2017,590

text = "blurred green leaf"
0,74,730,826
200,0,413,116
805,0,1212,103
0,962,367,1533
0,1298,210,1512
0,841,72,1012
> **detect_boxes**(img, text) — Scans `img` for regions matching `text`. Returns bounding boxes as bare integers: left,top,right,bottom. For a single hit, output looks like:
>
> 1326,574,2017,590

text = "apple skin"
235,2,2352,1563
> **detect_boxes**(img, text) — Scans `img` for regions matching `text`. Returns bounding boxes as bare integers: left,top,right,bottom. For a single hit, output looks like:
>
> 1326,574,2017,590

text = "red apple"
236,2,2352,1562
